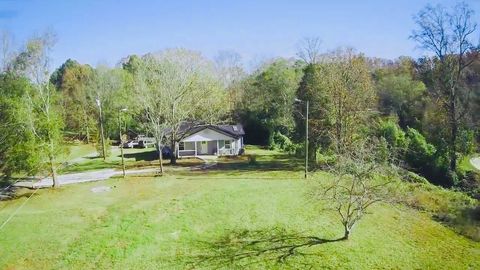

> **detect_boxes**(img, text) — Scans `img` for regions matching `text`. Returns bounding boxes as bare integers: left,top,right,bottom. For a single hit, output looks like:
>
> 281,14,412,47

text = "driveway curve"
470,157,480,171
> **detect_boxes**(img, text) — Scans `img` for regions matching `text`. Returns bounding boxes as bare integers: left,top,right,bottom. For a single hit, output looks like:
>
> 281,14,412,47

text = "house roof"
177,122,245,139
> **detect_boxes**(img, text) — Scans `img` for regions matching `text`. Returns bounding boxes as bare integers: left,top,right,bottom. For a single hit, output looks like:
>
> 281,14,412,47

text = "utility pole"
118,108,127,178
96,98,106,161
295,98,309,179
305,100,309,179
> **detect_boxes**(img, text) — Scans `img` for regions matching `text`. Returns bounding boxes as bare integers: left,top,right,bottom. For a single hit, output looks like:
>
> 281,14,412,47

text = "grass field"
0,147,479,269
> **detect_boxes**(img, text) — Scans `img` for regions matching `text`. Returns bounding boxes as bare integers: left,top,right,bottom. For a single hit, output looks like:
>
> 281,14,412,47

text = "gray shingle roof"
176,122,245,139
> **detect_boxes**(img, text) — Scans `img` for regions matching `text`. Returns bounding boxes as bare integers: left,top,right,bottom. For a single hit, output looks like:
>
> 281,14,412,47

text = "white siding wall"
235,138,242,154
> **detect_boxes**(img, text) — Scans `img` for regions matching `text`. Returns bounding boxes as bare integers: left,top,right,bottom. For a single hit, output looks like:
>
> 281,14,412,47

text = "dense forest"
0,2,479,197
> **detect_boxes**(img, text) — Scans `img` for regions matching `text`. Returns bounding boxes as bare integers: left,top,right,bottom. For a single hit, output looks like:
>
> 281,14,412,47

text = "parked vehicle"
123,140,138,148
138,138,155,148
155,144,172,158
161,146,172,158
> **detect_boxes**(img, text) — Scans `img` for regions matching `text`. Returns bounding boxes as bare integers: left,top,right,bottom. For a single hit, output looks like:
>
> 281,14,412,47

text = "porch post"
176,142,179,159
216,140,219,156
194,141,197,157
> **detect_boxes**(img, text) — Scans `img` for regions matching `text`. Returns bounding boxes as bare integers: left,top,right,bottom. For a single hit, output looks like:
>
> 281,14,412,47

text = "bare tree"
316,140,398,239
296,37,322,64
131,56,170,174
214,50,245,88
411,2,479,173
0,30,13,72
132,49,227,165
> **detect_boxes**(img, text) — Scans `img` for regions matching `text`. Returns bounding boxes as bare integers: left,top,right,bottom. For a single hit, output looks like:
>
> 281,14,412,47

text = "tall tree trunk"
170,135,177,164
99,104,106,160
86,125,90,144
309,142,317,162
449,90,458,174
343,224,350,240
84,112,90,144
450,114,458,173
50,155,58,188
157,141,164,175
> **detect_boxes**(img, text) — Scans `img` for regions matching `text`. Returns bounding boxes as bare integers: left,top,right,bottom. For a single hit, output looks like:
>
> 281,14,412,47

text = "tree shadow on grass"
211,154,304,173
188,227,345,269
123,150,158,161
1,189,40,202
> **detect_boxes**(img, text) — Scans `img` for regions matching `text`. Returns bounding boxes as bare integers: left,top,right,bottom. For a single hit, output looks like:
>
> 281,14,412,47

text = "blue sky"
1,0,479,69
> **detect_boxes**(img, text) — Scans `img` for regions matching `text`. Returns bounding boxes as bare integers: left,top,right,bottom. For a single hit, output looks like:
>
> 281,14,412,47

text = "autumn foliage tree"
296,49,376,157
411,2,479,177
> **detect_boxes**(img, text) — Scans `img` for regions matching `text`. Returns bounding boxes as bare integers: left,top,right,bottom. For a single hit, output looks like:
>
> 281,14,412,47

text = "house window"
179,142,185,150
224,140,231,149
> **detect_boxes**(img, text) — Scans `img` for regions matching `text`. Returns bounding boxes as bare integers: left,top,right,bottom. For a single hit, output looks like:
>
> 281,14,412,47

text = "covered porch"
177,139,238,157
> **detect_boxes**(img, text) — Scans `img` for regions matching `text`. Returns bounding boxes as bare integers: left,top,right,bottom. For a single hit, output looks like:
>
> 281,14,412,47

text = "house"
175,124,245,157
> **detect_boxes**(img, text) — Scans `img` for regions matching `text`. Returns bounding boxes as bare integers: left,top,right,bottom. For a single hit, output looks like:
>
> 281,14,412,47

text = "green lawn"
59,143,97,163
459,153,480,173
0,148,479,269
59,146,203,174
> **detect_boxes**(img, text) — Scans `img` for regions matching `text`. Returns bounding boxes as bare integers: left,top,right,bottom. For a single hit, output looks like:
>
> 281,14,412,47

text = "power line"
0,187,39,231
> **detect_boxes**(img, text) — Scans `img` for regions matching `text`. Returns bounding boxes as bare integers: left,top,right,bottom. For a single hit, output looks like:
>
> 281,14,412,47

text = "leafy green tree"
405,128,436,171
87,66,131,158
295,63,330,160
13,33,65,187
0,74,39,178
51,59,96,142
239,59,303,145
296,49,375,156
374,58,426,129
377,118,408,153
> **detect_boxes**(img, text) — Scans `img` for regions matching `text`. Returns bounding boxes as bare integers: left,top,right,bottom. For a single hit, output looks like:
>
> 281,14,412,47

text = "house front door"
199,141,208,154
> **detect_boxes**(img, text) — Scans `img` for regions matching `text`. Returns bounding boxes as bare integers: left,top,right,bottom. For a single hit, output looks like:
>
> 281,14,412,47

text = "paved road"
14,168,159,188
471,157,480,171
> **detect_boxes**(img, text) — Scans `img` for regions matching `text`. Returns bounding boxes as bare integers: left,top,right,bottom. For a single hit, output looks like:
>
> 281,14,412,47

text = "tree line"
235,3,479,193
0,38,231,186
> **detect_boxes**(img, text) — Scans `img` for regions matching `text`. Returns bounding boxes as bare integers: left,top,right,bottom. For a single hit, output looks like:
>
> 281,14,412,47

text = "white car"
138,139,155,148
123,140,138,148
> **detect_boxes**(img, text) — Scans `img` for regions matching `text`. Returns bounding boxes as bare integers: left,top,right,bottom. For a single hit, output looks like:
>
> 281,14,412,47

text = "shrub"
405,128,436,170
403,128,455,186
402,171,430,184
456,171,480,199
316,151,336,167
248,154,258,165
378,119,408,152
271,132,298,154
457,129,476,155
